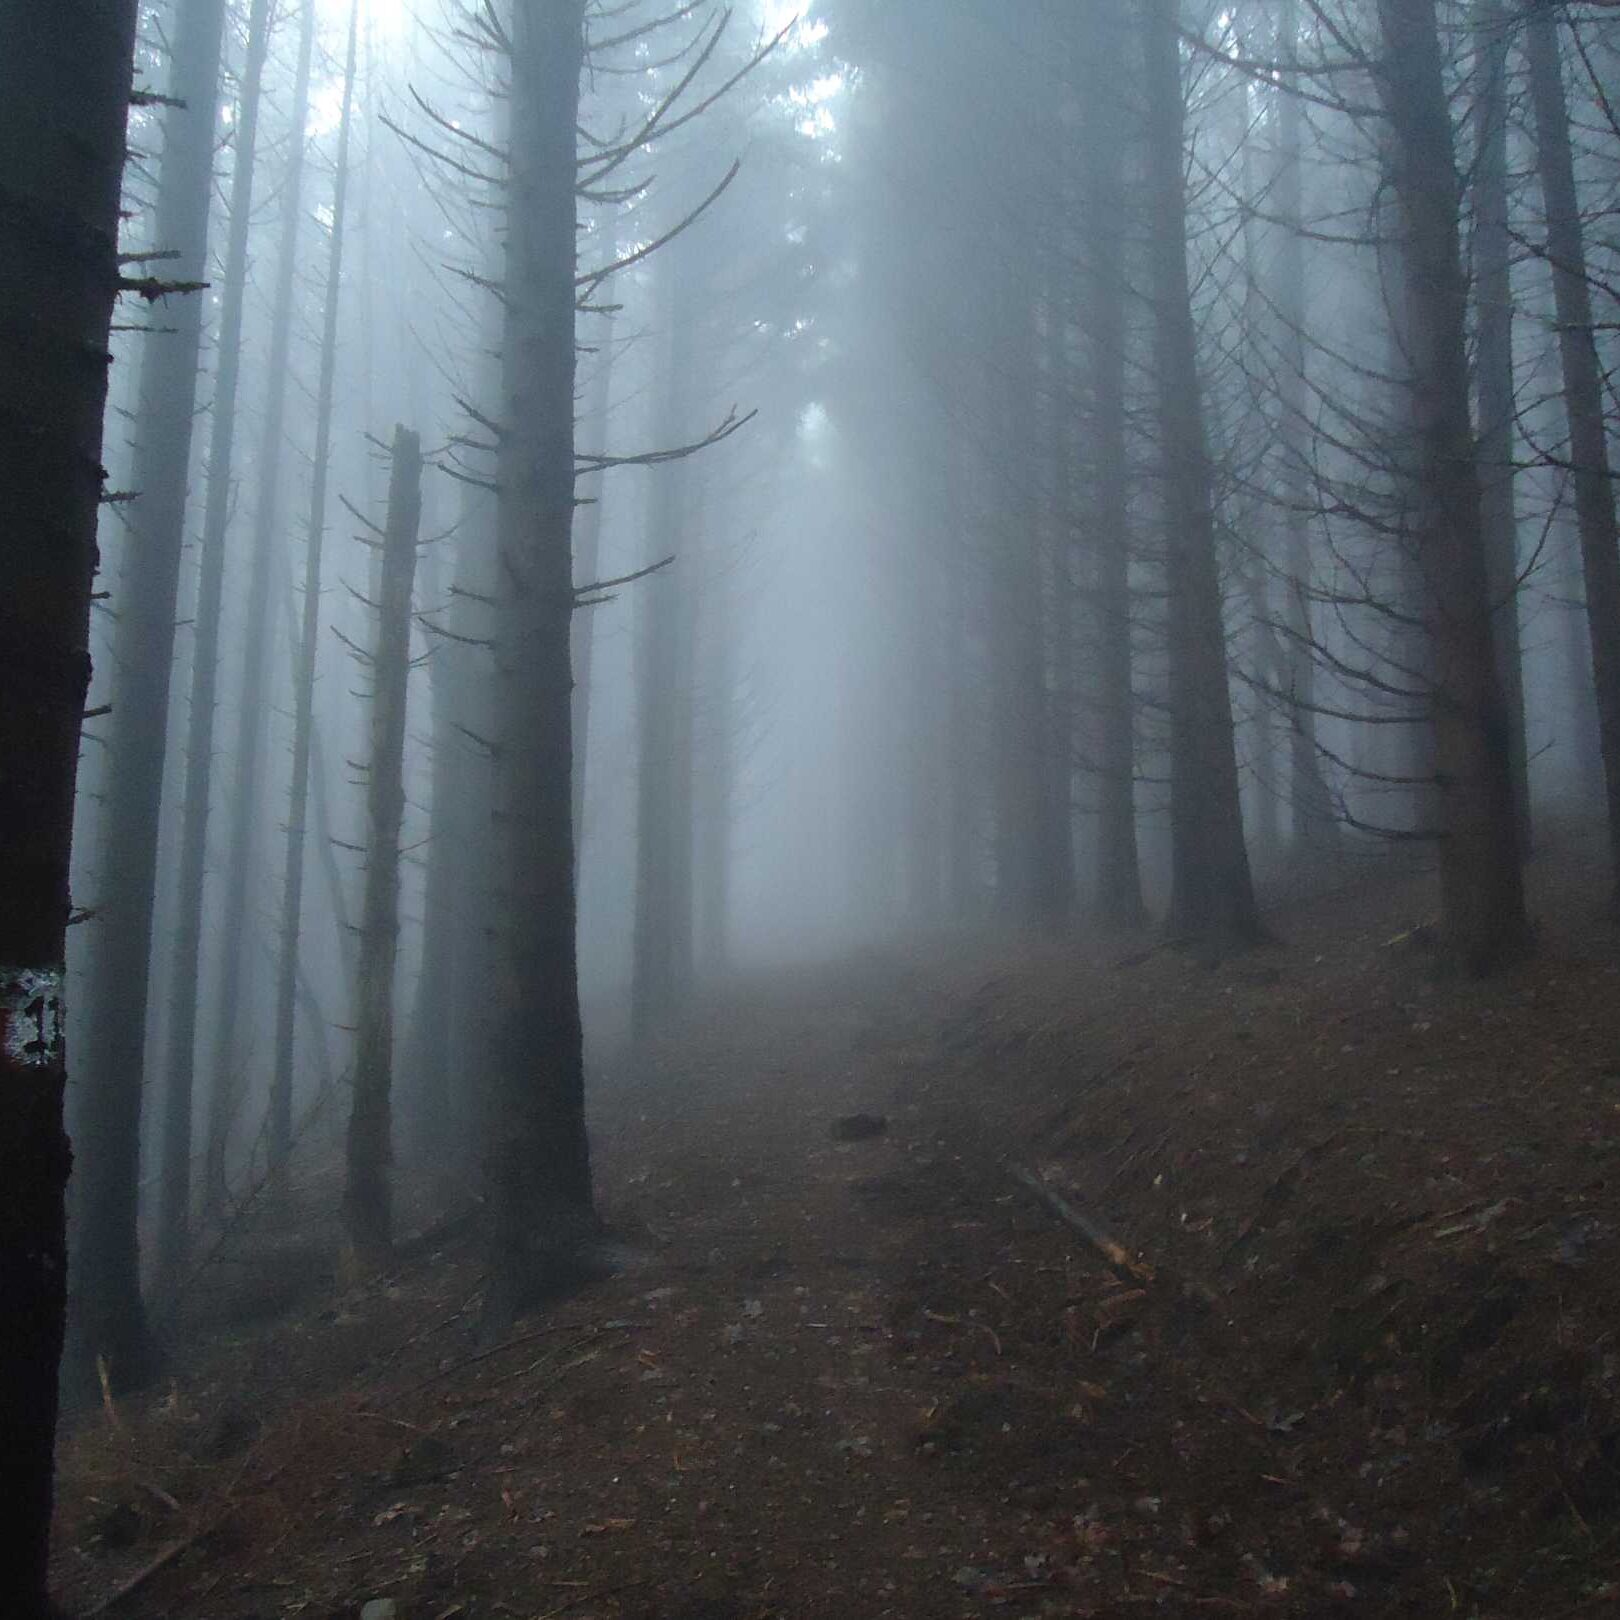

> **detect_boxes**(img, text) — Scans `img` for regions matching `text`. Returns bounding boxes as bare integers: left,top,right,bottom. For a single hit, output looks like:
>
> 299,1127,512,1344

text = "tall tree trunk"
1141,0,1261,945
405,535,452,1165
943,440,977,919
632,254,697,1043
206,0,317,1203
1375,0,1529,970
691,472,737,976
344,425,422,1271
0,0,137,1602
1236,120,1283,873
72,0,227,1394
1526,0,1620,908
1081,7,1146,929
1473,0,1531,854
989,270,1052,927
271,0,359,1183
572,307,616,854
483,0,593,1340
1274,0,1342,859
160,0,273,1281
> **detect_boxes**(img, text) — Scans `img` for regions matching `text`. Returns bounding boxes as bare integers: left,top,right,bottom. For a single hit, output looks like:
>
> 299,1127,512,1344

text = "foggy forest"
6,0,1620,1614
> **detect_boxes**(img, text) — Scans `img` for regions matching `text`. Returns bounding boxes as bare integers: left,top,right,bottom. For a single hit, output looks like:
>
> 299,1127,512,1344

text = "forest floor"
53,826,1620,1620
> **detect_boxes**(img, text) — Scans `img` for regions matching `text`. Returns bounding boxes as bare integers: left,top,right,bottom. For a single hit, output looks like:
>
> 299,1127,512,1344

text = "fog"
7,0,1620,1546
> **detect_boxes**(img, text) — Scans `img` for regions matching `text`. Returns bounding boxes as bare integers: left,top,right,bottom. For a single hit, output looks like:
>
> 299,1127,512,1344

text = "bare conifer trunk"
344,426,422,1270
0,0,137,1601
633,255,697,1042
1141,0,1260,945
989,272,1051,927
483,0,593,1339
72,0,227,1393
271,0,360,1181
696,508,736,977
1080,9,1146,929
572,307,616,852
1525,0,1620,908
160,0,273,1279
1375,0,1528,970
405,536,453,1163
1274,0,1341,858
1473,0,1530,854
206,0,316,1201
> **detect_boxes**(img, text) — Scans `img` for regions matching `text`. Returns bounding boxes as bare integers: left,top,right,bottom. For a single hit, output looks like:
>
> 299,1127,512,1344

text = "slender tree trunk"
1474,0,1531,854
206,0,317,1203
160,0,273,1281
1526,0,1620,907
72,0,227,1394
1141,0,1260,945
632,254,697,1042
572,307,616,854
483,0,593,1340
1039,262,1079,921
271,0,359,1183
687,467,738,977
404,536,451,1164
1274,0,1342,859
1375,0,1529,970
990,268,1051,927
0,0,137,1602
943,443,976,919
1082,11,1146,929
344,425,422,1271
1236,124,1283,874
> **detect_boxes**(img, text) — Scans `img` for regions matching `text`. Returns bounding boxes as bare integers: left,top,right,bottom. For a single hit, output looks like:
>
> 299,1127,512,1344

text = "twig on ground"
1009,1163,1155,1286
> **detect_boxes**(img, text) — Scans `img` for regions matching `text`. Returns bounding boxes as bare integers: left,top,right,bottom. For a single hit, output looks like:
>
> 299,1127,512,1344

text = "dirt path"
54,856,1620,1618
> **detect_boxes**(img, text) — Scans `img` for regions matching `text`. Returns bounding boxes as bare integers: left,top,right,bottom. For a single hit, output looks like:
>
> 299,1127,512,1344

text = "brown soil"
53,829,1620,1618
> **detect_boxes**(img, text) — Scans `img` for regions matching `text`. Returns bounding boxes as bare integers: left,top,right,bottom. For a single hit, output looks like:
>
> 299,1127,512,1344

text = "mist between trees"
4,1,1620,1612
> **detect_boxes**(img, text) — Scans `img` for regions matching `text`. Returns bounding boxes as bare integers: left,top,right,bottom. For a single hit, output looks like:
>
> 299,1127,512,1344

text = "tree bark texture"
0,0,137,1604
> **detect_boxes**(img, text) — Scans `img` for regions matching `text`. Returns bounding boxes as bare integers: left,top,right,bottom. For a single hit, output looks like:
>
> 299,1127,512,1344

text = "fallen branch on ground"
1008,1163,1154,1286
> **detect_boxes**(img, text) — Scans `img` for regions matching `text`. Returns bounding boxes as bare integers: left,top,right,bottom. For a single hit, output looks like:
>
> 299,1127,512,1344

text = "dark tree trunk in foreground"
1141,0,1261,946
1526,0,1620,910
272,0,359,1184
1473,0,1530,854
344,425,422,1272
1080,2,1145,928
483,0,594,1339
1375,0,1529,971
160,0,273,1282
72,0,227,1396
0,0,137,1604
207,0,316,1201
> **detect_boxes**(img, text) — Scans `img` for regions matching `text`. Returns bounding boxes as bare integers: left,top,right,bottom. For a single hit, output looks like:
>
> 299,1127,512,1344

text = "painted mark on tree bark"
2,967,66,1070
